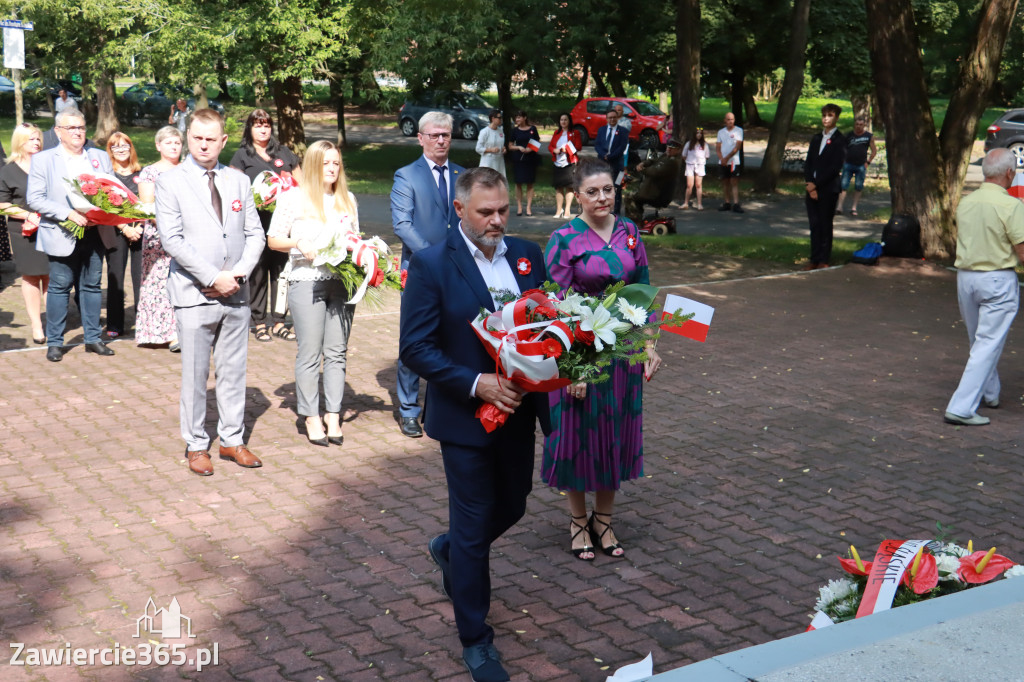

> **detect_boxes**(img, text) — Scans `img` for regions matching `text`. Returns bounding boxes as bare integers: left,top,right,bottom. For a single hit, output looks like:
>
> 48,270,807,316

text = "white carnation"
815,578,858,612
1004,565,1024,579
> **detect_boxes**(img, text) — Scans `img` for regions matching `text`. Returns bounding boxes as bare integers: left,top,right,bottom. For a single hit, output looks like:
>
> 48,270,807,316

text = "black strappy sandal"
589,512,625,558
570,514,595,561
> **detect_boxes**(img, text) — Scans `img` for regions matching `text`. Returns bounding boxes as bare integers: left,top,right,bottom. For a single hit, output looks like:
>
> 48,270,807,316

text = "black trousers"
249,244,288,326
806,190,839,265
105,232,142,334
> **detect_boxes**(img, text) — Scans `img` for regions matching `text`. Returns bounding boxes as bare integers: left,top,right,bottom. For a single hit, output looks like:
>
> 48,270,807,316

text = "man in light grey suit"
28,108,117,362
155,109,265,476
391,110,465,438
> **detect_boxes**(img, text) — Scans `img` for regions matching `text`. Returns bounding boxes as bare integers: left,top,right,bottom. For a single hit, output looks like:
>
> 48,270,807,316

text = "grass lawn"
645,233,862,265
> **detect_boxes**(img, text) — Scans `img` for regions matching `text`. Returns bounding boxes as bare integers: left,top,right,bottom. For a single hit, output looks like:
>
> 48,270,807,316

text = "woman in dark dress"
506,109,540,216
230,109,304,342
0,123,47,343
104,132,144,338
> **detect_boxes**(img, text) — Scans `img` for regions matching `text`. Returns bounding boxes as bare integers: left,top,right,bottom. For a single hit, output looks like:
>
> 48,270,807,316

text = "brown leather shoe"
186,450,214,476
219,444,262,468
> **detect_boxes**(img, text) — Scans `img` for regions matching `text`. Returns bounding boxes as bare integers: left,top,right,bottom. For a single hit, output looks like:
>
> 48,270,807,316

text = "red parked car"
569,97,667,149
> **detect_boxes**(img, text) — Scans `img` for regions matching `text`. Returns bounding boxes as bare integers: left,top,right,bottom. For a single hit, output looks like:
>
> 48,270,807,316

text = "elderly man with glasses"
27,108,117,361
390,110,466,438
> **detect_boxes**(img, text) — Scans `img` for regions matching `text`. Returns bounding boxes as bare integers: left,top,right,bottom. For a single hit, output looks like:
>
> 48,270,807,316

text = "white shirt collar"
424,155,449,171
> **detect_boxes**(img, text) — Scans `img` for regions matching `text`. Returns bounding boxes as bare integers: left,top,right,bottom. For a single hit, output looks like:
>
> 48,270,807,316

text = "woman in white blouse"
475,109,506,178
267,140,357,447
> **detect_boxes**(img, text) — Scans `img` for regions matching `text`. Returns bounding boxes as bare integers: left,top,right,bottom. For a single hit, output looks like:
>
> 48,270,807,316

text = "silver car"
985,109,1024,167
397,90,492,140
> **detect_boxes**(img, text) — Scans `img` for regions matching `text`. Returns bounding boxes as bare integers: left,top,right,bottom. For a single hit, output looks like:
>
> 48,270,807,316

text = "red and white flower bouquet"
469,281,690,432
312,231,403,308
810,534,1022,629
60,172,154,239
251,170,298,212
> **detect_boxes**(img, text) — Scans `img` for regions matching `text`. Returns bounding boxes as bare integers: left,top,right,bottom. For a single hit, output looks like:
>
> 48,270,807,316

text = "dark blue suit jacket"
391,156,466,267
593,125,629,170
399,229,552,447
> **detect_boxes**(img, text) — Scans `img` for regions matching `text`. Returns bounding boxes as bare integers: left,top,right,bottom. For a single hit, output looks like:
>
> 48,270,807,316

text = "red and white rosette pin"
517,258,531,275
231,199,242,212
626,234,637,250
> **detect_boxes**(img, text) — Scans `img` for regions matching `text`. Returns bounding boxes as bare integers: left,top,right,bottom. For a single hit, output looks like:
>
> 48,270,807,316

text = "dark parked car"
985,109,1024,167
569,97,667,149
121,83,225,121
19,78,86,112
397,90,492,140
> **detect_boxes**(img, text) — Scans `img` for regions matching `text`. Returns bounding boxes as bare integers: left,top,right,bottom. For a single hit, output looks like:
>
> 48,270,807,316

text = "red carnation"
81,182,99,196
370,267,385,287
575,328,595,346
400,269,408,289
79,174,96,182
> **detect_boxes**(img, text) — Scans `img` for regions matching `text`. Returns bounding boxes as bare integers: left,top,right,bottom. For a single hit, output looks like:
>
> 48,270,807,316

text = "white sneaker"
944,412,990,426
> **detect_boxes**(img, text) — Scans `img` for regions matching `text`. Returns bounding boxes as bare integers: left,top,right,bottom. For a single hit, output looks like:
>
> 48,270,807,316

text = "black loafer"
428,534,451,599
46,346,64,362
400,416,423,438
462,643,509,682
84,342,115,356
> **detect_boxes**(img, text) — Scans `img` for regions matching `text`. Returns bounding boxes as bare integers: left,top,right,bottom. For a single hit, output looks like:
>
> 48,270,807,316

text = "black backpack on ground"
882,214,924,258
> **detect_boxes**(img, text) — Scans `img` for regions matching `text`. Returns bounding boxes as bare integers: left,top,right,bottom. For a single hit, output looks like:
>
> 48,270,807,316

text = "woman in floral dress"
543,157,662,561
136,126,183,349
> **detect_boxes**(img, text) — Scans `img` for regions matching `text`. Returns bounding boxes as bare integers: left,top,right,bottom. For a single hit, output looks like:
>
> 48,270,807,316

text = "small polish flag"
565,140,578,163
1010,170,1024,200
661,294,714,342
527,138,541,152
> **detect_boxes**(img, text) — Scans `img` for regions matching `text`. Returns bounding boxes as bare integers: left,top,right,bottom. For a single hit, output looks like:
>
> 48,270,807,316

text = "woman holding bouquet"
543,156,662,561
267,140,354,447
231,109,302,343
0,123,48,343
136,126,183,350
104,132,144,338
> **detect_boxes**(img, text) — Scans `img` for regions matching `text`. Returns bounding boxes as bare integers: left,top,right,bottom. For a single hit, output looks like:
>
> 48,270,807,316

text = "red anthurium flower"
542,338,562,358
838,557,872,577
958,551,1016,584
231,199,242,212
901,553,938,594
517,258,531,275
626,234,637,250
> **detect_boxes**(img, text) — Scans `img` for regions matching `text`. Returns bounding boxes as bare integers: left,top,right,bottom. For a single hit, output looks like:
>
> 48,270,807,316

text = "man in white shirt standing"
53,89,76,115
716,112,744,213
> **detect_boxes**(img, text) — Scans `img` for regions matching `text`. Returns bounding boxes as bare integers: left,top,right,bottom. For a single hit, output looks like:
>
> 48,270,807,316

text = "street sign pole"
3,19,34,125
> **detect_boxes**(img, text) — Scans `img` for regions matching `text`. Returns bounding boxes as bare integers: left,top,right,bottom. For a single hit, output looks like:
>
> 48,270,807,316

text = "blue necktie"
434,165,448,216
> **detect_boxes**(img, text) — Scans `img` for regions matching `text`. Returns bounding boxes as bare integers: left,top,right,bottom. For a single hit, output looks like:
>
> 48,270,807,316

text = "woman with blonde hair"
267,140,357,446
135,126,183,350
103,132,144,338
0,123,47,343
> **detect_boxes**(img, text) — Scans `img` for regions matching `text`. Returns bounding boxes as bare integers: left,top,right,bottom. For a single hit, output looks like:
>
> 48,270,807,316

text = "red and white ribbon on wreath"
252,170,298,209
470,290,575,394
337,231,382,305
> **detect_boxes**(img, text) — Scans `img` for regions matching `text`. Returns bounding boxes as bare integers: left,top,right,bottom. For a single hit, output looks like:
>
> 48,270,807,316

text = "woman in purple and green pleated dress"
542,157,662,562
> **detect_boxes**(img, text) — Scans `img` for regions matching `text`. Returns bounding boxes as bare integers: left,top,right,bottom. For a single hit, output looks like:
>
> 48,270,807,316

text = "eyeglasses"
422,132,451,141
59,125,86,132
581,185,615,199
110,144,131,150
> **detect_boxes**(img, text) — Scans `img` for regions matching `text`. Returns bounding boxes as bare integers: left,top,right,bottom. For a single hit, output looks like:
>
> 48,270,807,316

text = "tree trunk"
272,75,306,155
728,69,745,127
216,59,232,102
193,82,209,110
865,0,950,258
608,72,627,97
577,62,590,101
742,83,763,127
336,79,347,148
755,0,810,192
939,0,1020,214
592,73,610,97
79,73,97,125
674,0,702,199
497,72,514,142
254,68,266,108
851,93,871,123
93,74,119,146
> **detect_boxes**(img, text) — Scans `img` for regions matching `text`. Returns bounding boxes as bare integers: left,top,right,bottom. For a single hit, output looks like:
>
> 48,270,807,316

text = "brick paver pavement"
1,254,1023,681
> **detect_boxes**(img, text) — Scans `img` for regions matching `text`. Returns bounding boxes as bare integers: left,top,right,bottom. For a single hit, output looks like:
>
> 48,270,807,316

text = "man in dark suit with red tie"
594,109,629,214
399,167,549,682
803,103,847,269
